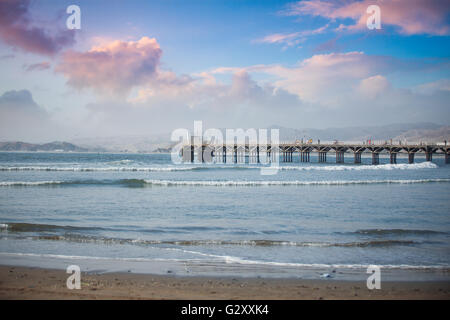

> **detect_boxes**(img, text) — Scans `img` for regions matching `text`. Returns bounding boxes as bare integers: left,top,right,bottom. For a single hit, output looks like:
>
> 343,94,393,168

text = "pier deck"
181,142,450,164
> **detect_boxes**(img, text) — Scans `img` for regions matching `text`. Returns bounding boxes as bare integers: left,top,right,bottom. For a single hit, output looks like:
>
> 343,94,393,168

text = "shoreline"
2,252,449,282
1,265,449,300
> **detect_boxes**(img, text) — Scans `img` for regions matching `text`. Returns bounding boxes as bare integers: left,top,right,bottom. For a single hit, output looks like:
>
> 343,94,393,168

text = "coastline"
1,265,449,300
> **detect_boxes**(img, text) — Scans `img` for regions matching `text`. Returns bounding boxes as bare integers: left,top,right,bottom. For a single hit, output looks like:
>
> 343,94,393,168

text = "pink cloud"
0,0,75,56
23,61,51,72
56,37,162,94
413,79,450,95
256,52,394,104
358,75,391,98
255,32,302,45
286,0,450,35
254,24,329,48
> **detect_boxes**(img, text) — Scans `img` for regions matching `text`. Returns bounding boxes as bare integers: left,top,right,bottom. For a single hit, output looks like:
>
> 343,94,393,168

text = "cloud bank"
0,0,75,56
286,0,450,35
0,90,59,142
56,37,163,94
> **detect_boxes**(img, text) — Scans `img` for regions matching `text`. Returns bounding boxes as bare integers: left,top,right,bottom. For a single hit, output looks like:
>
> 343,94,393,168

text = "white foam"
0,161,439,172
279,162,438,171
0,252,447,271
143,178,450,186
217,255,450,270
1,178,448,187
0,166,196,172
0,181,64,186
0,252,181,262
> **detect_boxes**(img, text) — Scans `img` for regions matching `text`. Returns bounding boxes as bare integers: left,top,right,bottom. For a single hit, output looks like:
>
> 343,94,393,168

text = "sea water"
0,152,449,280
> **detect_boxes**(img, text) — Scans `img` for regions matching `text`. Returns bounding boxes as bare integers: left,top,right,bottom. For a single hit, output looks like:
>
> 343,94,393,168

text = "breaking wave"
0,166,197,172
0,232,423,248
1,178,450,187
0,161,439,172
279,162,438,171
140,178,450,186
0,181,65,186
352,229,447,236
1,252,448,270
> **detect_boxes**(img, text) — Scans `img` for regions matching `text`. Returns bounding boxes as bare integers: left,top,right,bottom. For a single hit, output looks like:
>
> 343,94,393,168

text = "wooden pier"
181,142,450,165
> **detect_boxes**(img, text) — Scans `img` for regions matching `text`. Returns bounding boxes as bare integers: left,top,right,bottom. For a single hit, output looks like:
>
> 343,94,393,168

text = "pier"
182,142,450,165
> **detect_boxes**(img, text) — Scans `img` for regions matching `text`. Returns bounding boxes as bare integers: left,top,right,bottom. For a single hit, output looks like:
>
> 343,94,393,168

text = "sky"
0,0,449,142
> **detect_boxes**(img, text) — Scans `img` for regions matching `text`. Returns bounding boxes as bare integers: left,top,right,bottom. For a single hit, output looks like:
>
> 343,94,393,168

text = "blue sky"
0,0,449,141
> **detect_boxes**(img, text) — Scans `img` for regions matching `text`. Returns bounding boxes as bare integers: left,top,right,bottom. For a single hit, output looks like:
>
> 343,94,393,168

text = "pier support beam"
318,152,327,163
283,151,292,162
301,152,310,162
389,152,397,164
336,151,344,164
182,142,445,166
372,152,379,165
354,152,361,164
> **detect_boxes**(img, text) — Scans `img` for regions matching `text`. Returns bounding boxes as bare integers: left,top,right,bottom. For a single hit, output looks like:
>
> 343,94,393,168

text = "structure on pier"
181,142,449,165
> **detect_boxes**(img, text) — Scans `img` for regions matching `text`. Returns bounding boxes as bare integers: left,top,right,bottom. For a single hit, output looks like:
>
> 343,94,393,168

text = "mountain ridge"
1,123,448,152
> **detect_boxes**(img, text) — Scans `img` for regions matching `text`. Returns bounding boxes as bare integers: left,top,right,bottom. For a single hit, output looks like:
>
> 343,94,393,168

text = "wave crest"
142,178,450,186
1,178,449,187
0,161,439,172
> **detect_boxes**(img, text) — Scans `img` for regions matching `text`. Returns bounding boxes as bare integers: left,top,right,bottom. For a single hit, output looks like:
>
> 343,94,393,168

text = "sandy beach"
0,265,449,300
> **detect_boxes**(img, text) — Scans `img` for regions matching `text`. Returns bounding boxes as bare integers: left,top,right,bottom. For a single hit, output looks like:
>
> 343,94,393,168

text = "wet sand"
0,265,449,300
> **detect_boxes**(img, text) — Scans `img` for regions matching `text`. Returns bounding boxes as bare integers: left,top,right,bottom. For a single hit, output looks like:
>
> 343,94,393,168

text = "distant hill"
270,123,449,143
392,126,450,143
153,147,172,153
3,123,446,153
70,134,174,153
0,141,92,152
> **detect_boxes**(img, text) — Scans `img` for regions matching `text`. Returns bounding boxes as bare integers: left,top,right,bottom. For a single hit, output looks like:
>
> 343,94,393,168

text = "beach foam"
0,161,439,172
1,178,449,187
0,181,64,186
142,178,450,186
0,251,447,271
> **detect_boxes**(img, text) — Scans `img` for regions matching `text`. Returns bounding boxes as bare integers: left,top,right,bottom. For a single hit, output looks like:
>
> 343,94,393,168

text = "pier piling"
390,152,397,164
318,152,327,163
372,152,379,165
181,142,445,165
336,151,344,164
354,152,361,164
301,152,310,162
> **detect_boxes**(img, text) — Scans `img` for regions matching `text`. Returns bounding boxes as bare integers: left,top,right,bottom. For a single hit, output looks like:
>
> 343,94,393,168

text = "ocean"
0,152,449,281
